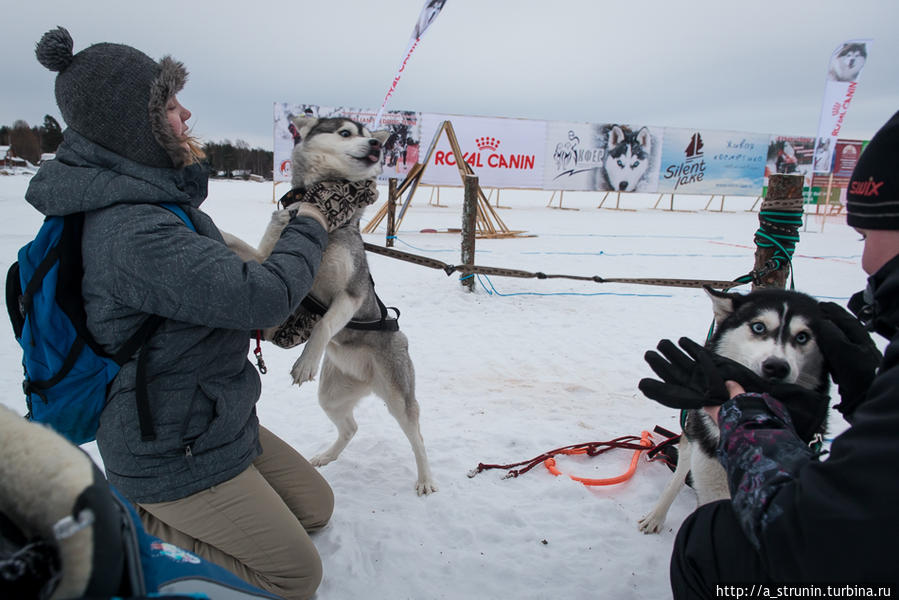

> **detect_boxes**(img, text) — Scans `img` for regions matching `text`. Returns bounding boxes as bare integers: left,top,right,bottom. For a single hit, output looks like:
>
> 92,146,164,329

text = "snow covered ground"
0,174,866,599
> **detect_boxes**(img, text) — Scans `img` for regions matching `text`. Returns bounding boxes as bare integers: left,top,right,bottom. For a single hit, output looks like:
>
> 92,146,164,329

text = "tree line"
2,116,274,180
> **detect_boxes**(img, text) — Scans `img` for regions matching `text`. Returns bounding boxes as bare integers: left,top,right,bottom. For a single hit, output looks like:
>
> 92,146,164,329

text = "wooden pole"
386,178,397,248
820,173,834,233
461,174,478,291
752,173,804,290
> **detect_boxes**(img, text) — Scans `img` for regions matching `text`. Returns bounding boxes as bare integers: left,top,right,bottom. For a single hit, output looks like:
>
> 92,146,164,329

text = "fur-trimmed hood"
148,55,192,168
35,27,192,169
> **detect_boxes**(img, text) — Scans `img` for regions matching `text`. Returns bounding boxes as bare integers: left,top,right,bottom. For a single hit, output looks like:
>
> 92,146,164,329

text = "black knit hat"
35,27,191,168
846,110,899,230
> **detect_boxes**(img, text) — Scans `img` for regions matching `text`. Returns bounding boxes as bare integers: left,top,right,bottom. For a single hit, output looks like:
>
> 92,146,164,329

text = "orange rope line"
543,430,653,486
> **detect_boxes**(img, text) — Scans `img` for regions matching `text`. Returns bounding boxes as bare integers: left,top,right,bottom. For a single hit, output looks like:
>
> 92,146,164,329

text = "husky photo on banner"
658,129,768,196
273,103,422,183
543,122,662,193
812,39,872,173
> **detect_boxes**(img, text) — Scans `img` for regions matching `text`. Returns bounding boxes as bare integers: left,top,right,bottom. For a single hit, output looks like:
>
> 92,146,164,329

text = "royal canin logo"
475,137,500,152
433,136,536,170
832,102,841,117
850,178,884,197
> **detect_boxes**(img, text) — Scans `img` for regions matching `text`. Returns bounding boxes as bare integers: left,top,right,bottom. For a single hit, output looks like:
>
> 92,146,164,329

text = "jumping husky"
637,287,829,533
602,125,652,192
225,116,437,495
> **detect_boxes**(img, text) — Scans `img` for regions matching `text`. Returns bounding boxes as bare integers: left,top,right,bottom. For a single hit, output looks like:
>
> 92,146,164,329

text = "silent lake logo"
664,132,706,190
433,136,536,170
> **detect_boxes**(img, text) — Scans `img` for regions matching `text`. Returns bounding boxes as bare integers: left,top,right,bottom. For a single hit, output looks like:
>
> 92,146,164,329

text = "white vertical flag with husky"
812,39,872,173
373,0,447,129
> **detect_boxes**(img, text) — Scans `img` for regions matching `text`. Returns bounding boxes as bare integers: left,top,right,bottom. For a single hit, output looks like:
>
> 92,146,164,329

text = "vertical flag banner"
373,0,447,129
812,39,872,173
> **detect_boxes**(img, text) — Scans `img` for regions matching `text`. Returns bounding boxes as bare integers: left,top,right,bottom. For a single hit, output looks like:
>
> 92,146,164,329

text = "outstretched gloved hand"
639,337,830,442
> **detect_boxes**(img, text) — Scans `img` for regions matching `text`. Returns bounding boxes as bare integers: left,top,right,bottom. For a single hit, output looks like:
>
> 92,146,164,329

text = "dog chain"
362,243,743,290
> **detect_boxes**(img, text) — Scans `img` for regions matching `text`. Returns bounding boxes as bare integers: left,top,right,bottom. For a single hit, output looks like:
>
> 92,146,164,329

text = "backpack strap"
159,202,197,232
129,203,196,442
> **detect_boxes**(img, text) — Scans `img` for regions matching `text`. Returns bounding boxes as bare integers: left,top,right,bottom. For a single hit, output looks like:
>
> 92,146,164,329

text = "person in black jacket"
640,109,899,597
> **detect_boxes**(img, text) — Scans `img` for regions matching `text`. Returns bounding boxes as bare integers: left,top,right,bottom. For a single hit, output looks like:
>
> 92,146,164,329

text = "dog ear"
291,116,318,140
372,130,391,145
635,127,651,150
705,286,740,325
609,125,625,146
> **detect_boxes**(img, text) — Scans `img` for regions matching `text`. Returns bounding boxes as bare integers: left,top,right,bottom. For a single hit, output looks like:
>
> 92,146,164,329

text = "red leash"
253,330,267,374
468,426,680,485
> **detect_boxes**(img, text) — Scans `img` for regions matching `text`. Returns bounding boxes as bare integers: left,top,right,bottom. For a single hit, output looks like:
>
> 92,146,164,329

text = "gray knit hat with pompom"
35,27,190,168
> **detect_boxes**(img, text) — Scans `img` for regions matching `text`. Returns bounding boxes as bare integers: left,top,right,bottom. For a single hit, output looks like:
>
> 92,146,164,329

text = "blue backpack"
5,203,195,445
0,458,281,599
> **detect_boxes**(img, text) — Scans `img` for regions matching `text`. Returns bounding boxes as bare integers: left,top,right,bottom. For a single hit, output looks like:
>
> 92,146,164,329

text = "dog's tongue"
368,152,380,163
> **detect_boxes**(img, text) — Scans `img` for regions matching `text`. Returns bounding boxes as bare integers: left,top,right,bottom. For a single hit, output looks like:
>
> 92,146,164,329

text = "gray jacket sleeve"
84,203,326,332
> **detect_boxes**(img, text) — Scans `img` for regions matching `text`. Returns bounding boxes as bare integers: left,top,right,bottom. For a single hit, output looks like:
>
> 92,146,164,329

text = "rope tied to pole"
363,242,743,290
731,204,804,288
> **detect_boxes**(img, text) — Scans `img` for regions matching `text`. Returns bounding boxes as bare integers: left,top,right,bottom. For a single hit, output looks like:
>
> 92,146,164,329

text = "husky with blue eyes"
638,288,830,533
227,116,437,495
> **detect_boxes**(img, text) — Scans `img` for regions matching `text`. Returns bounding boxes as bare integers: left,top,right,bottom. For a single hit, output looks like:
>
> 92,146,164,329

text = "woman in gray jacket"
27,27,368,600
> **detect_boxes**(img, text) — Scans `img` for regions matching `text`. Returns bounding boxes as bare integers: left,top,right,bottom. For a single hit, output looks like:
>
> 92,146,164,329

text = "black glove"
815,301,882,419
640,337,830,441
286,180,379,232
639,337,729,409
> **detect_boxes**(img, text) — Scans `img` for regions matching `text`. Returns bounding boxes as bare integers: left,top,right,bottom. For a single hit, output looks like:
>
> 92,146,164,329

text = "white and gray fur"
602,125,652,192
226,116,437,495
638,287,829,533
827,42,867,82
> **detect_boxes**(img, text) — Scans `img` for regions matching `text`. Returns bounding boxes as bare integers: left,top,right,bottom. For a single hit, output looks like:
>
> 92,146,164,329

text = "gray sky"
3,0,897,150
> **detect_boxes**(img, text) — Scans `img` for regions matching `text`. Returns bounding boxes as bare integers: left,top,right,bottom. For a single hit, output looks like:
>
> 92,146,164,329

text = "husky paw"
415,479,438,496
271,208,293,225
309,453,336,467
291,356,319,384
637,513,664,534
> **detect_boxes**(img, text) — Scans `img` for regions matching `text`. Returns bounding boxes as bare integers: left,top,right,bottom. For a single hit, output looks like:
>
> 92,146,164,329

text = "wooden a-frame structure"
362,120,529,238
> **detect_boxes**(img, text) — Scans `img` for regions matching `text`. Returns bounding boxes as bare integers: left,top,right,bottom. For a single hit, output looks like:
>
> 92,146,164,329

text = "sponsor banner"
764,136,816,192
273,103,422,183
658,129,767,195
419,113,545,189
543,122,603,191
810,139,867,204
543,122,662,192
831,139,867,178
812,40,871,173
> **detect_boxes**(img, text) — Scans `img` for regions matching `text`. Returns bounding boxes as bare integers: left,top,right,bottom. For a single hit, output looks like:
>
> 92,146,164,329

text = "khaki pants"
138,426,334,600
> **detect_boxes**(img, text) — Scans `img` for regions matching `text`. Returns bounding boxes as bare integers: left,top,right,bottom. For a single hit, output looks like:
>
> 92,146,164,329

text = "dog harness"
269,187,400,342
300,282,400,332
